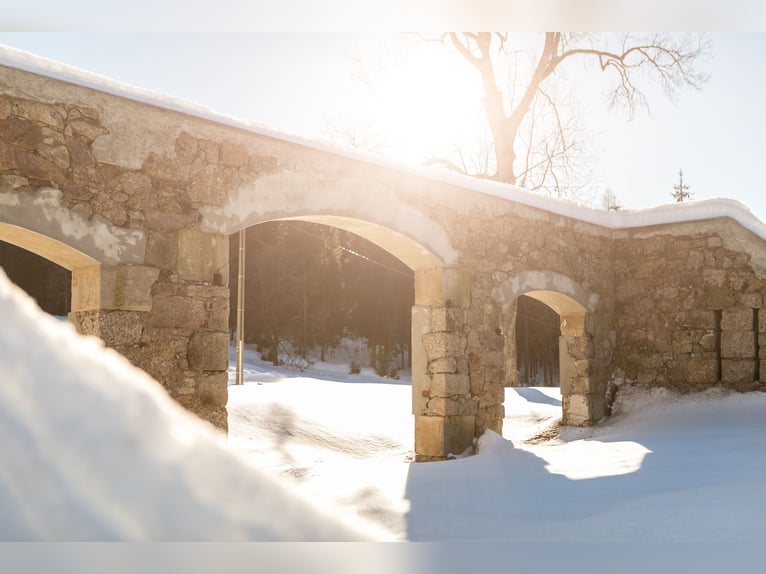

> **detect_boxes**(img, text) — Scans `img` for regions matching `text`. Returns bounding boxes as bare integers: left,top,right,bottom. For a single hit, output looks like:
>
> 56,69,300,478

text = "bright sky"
1,32,765,221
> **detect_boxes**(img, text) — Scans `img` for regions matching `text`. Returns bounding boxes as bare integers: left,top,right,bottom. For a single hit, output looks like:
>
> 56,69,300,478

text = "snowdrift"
0,269,380,541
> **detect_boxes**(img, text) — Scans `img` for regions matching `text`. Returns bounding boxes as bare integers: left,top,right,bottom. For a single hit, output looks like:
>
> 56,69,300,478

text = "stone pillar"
502,300,519,387
469,301,506,439
412,267,475,461
68,229,230,431
559,313,604,425
721,306,757,390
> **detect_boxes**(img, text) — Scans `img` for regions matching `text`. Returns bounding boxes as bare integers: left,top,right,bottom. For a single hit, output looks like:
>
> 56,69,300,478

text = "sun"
349,39,486,164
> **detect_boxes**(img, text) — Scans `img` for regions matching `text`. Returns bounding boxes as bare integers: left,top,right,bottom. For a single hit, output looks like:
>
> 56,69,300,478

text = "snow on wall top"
2,44,766,243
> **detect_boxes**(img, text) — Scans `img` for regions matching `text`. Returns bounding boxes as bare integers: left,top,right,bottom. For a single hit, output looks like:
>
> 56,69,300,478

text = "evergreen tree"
672,169,692,203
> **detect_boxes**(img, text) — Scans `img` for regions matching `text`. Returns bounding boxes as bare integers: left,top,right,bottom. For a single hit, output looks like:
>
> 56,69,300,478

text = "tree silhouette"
671,169,692,203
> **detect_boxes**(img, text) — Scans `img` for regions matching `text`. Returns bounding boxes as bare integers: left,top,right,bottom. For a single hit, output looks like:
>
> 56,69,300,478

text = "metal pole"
236,229,246,385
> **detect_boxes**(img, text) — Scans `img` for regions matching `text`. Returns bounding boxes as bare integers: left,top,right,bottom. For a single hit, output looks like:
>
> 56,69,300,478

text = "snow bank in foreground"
0,270,379,541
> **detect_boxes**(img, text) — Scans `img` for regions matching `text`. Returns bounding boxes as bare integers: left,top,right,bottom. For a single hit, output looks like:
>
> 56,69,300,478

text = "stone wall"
0,90,279,430
5,60,766,461
612,220,766,393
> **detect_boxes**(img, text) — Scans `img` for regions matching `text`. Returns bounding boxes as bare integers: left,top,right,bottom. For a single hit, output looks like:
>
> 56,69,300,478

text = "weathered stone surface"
114,265,160,311
721,329,756,359
68,117,108,142
722,359,756,385
414,415,475,460
188,330,229,371
427,397,461,416
430,373,470,397
149,296,206,329
10,70,766,458
722,308,755,331
145,231,178,270
422,332,465,361
220,141,249,167
428,357,457,374
195,371,228,407
429,306,464,332
687,357,719,384
14,99,65,129
0,117,44,148
177,229,228,284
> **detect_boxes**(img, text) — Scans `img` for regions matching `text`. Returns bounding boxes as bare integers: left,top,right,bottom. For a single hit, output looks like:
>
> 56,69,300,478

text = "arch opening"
0,239,71,317
228,219,416,376
0,224,101,319
498,272,600,427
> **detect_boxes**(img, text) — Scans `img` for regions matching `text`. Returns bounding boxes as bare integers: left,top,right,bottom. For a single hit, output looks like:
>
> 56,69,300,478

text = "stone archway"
0,221,102,316
224,215,475,460
493,270,605,426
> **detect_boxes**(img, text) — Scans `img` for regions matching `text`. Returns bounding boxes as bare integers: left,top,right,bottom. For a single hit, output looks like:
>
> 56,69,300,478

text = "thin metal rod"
236,229,246,385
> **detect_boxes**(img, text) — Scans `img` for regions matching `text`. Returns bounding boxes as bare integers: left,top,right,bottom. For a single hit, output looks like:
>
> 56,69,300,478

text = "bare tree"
601,188,623,211
422,33,709,198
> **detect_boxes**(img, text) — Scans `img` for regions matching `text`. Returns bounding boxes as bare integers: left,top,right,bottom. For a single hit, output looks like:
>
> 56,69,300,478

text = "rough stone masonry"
2,56,766,461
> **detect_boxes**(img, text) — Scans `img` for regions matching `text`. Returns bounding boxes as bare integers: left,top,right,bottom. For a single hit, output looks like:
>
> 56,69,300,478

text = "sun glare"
350,39,485,164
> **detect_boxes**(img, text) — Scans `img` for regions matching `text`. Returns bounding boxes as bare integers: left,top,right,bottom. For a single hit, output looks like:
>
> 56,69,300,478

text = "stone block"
119,347,182,388
721,308,754,331
562,394,596,426
428,357,457,374
427,397,461,416
207,298,230,331
460,398,478,416
414,267,470,308
671,331,693,355
145,231,178,270
480,381,505,406
480,350,505,368
0,117,44,149
89,310,145,346
422,332,465,361
721,330,756,359
702,269,726,287
140,327,190,354
722,359,755,385
669,361,689,383
71,264,159,312
188,330,230,371
636,370,657,384
411,305,431,415
71,265,103,312
195,372,229,407
739,293,762,309
114,265,160,311
149,296,206,329
414,415,475,460
687,358,719,384
430,373,470,397
177,229,228,283
429,306,463,332
14,99,65,129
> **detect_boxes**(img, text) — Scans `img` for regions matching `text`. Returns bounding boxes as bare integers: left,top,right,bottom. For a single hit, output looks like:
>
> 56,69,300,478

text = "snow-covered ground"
229,348,766,542
3,264,766,549
0,270,381,541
